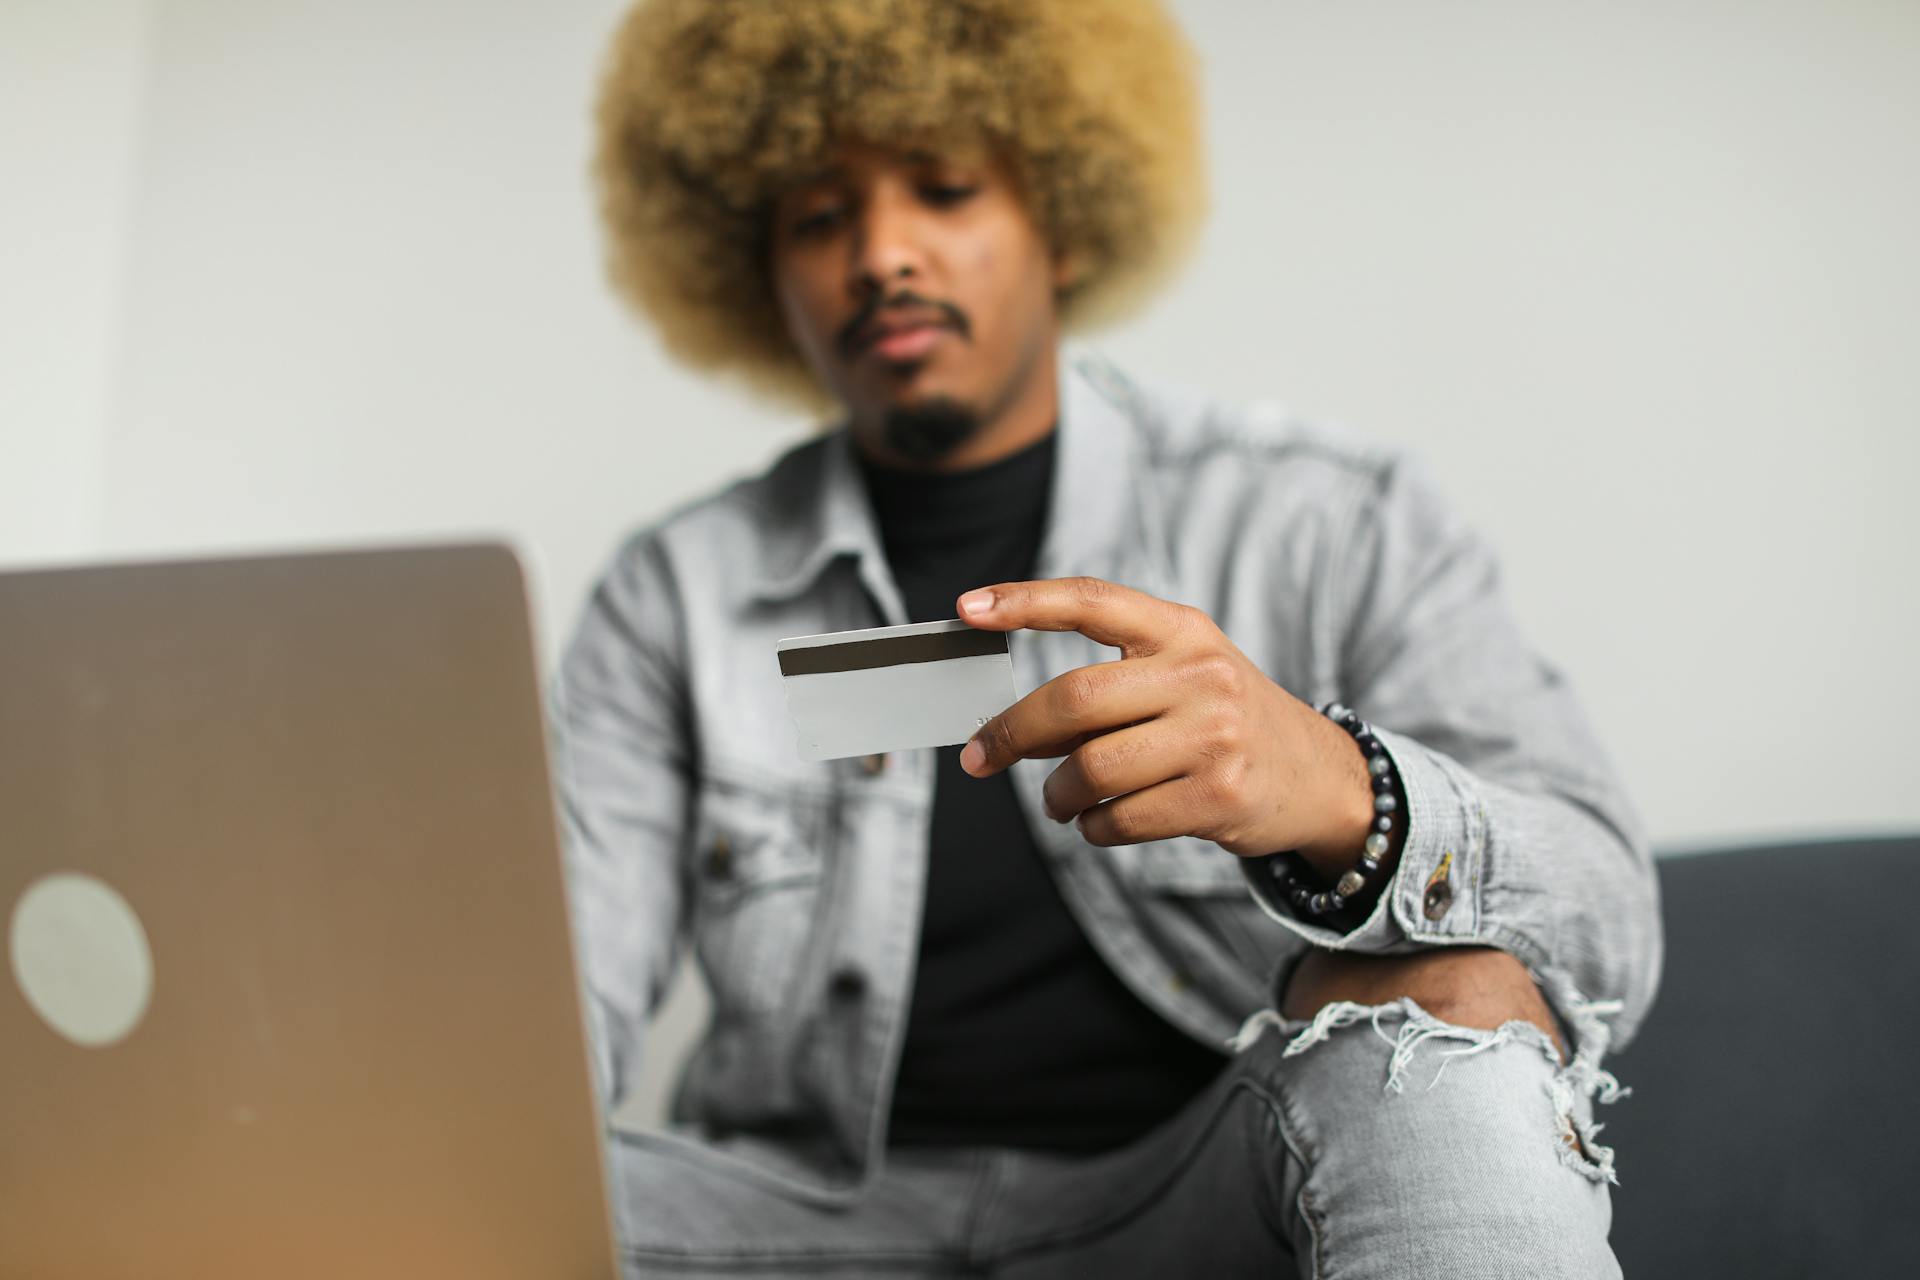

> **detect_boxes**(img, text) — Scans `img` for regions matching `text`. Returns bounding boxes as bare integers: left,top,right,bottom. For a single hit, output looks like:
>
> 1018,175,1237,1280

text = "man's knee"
1280,945,1566,1059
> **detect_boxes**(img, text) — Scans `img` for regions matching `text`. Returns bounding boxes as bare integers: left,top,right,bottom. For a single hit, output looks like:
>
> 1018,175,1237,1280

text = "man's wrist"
1294,709,1390,878
1257,704,1412,930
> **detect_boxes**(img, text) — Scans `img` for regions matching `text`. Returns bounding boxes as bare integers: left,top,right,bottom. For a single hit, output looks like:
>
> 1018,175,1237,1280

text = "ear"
1049,245,1078,291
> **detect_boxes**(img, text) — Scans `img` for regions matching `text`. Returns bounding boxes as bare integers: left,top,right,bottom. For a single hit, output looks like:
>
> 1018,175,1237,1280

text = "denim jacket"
550,347,1663,1204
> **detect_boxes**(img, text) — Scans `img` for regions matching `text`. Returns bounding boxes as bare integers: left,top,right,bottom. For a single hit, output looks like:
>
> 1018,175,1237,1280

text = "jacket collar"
742,422,882,607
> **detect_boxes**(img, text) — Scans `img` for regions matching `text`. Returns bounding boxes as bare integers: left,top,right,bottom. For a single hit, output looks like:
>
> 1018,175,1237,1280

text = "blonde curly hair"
592,0,1208,413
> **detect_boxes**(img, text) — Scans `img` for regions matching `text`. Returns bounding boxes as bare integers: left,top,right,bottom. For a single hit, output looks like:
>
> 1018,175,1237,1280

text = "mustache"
839,291,972,357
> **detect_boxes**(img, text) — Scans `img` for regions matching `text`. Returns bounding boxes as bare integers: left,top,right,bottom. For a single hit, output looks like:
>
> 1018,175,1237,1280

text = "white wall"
0,0,150,563
85,0,811,671
6,0,1916,1125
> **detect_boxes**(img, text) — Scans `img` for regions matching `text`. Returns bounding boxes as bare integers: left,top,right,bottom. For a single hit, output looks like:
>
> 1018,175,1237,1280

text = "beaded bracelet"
1272,701,1400,917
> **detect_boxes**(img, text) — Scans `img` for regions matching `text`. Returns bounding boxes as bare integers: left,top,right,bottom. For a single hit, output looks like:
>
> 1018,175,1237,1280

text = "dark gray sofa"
1605,835,1919,1276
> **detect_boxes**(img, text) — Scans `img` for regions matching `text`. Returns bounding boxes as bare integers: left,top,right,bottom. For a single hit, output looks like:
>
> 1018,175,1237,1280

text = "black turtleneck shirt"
858,427,1225,1154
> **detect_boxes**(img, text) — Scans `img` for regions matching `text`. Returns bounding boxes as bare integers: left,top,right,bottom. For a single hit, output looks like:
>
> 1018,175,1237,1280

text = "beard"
881,395,982,464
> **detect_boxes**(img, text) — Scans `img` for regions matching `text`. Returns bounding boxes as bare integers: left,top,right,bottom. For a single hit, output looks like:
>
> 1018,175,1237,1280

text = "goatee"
882,396,981,464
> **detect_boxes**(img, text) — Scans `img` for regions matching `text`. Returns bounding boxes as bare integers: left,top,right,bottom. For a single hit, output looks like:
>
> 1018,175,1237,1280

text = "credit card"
776,619,1016,762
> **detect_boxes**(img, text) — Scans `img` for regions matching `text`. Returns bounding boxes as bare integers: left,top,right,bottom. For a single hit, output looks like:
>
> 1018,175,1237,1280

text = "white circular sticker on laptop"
9,872,154,1048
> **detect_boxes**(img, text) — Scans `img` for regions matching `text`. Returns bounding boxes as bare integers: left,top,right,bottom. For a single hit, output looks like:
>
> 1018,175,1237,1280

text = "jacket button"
860,753,888,776
703,835,733,880
1422,852,1455,921
829,966,867,1000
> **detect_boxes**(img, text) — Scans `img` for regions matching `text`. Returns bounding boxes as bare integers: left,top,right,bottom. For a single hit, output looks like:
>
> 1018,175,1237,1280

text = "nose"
844,181,926,299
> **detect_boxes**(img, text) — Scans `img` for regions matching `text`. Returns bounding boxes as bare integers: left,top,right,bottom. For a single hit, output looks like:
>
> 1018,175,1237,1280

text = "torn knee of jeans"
1232,996,1564,1094
1231,993,1632,1185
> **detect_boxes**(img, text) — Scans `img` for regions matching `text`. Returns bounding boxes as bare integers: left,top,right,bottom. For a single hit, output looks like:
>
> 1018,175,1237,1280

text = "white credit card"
776,618,1016,762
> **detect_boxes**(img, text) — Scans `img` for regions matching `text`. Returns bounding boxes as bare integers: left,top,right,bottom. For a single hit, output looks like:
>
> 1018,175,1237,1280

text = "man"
554,0,1660,1274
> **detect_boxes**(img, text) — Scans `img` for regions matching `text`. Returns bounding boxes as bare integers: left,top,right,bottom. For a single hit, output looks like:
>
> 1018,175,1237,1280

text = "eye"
791,206,845,236
921,183,977,206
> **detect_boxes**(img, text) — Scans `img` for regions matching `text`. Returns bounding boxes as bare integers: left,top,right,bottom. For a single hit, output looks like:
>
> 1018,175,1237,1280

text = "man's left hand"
955,577,1380,875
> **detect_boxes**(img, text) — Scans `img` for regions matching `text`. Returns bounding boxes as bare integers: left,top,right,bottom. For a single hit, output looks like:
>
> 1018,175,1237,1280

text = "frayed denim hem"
1227,992,1627,1186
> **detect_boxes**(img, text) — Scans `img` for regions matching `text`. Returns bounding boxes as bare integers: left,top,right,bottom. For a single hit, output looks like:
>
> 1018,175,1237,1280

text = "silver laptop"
0,544,619,1279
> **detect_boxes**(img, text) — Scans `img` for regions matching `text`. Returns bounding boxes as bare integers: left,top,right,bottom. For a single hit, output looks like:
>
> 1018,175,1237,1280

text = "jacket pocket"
687,774,826,1022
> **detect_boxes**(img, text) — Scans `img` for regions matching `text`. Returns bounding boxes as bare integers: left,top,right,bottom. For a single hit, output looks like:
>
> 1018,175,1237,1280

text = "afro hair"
591,0,1208,414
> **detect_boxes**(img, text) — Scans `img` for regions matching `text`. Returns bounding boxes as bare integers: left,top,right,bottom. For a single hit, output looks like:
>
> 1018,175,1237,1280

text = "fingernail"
958,590,994,617
959,739,985,774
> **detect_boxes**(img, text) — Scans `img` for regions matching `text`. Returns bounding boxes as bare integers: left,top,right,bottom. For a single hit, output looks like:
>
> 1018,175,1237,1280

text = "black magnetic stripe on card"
778,627,1007,677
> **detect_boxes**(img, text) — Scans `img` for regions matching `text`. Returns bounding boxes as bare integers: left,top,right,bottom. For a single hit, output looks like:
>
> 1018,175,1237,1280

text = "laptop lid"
0,543,618,1279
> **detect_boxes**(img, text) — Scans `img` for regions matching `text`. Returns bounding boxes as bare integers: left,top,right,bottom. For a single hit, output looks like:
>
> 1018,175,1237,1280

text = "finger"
1040,721,1190,824
1075,775,1219,848
955,576,1198,656
960,656,1178,777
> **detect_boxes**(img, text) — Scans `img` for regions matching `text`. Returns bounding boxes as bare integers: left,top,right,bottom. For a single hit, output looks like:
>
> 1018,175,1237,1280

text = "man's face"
766,138,1071,464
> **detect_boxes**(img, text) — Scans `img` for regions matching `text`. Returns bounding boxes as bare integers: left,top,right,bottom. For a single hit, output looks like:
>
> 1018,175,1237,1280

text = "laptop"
0,543,620,1279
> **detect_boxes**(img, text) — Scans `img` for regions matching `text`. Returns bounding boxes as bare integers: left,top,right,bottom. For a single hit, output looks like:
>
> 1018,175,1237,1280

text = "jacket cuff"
1240,725,1487,949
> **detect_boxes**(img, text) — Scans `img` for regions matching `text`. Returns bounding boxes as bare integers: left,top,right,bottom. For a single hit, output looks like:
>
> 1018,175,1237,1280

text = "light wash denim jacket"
550,347,1663,1204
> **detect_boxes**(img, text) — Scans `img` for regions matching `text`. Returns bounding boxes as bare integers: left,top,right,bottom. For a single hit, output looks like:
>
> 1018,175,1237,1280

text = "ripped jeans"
607,993,1626,1278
